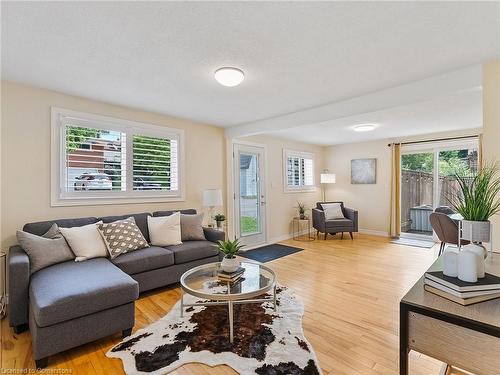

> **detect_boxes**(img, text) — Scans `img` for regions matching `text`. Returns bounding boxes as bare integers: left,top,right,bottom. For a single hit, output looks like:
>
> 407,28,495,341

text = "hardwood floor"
1,234,472,374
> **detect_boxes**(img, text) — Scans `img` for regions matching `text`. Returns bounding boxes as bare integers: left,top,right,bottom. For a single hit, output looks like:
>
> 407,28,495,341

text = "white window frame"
282,149,316,193
51,107,185,206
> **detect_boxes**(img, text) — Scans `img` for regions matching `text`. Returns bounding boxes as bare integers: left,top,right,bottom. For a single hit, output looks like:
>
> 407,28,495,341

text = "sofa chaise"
8,209,224,368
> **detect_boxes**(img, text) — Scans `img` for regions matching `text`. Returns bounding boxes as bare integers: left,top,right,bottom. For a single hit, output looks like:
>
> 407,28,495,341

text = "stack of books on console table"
424,271,500,306
217,267,245,283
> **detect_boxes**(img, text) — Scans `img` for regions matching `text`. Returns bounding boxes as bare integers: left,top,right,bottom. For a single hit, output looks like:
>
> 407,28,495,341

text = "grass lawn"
240,216,258,233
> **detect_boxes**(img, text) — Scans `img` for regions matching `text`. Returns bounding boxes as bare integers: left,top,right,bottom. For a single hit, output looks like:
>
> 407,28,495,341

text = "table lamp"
202,188,223,226
320,171,336,202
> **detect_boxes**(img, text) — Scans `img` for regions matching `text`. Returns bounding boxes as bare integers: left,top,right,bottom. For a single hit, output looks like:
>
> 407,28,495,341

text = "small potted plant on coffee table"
217,238,244,272
214,213,226,229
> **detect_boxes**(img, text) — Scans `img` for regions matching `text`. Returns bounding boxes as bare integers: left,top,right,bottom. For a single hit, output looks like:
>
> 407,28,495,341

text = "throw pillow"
59,221,108,261
97,217,149,259
180,213,206,241
16,223,75,274
148,212,182,246
321,203,345,220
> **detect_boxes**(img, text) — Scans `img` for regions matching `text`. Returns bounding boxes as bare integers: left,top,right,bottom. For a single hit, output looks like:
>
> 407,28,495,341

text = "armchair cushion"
321,203,345,220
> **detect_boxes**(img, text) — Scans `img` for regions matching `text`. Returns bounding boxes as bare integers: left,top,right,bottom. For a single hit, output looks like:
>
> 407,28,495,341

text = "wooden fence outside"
401,170,465,231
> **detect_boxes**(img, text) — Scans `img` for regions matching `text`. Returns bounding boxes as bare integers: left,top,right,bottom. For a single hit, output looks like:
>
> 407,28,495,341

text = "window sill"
283,187,318,194
51,194,186,207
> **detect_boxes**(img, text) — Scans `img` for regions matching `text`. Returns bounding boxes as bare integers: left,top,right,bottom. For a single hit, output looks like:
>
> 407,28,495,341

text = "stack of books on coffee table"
424,271,500,306
217,267,245,283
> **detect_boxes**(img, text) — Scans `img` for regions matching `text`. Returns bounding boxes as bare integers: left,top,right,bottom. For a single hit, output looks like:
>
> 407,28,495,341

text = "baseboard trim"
358,228,390,237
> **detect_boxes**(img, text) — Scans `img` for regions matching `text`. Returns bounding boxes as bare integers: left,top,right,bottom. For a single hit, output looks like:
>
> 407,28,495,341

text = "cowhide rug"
107,284,321,375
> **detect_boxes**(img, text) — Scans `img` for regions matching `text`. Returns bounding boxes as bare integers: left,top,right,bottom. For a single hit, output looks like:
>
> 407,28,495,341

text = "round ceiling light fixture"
353,123,378,132
214,67,245,87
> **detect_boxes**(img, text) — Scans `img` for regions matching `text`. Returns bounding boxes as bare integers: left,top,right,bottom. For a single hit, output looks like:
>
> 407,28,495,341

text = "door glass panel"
438,148,479,208
239,152,260,236
401,152,434,236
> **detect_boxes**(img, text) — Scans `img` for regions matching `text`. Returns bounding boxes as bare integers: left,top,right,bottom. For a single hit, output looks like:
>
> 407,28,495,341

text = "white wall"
1,81,226,248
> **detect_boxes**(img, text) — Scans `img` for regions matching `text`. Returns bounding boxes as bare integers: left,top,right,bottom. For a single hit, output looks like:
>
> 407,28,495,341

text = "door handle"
260,201,266,205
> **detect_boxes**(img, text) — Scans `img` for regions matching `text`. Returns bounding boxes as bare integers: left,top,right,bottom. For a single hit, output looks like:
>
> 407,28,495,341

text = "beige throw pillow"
321,203,345,220
180,213,206,241
59,221,108,261
148,212,182,246
97,217,149,259
16,223,75,274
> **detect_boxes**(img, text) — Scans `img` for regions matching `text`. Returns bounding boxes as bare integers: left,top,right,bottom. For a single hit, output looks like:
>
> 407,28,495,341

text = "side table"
292,216,315,241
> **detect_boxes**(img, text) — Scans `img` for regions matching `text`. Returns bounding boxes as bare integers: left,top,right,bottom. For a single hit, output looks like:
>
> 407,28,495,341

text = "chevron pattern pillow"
98,217,149,259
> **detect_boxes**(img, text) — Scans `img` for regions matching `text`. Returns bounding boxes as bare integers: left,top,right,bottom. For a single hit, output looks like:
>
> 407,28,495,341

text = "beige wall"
482,59,500,242
324,128,483,235
225,135,324,243
1,81,226,248
324,140,392,235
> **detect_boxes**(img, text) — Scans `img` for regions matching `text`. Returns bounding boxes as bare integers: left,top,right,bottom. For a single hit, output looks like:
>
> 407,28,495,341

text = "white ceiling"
270,89,482,145
2,2,499,144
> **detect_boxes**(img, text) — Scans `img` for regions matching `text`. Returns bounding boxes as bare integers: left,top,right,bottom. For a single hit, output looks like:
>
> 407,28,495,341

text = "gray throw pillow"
16,223,75,274
180,213,206,241
97,217,149,259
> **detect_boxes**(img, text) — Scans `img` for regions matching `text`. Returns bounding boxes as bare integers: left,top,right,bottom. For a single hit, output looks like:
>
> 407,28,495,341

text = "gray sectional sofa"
8,209,224,368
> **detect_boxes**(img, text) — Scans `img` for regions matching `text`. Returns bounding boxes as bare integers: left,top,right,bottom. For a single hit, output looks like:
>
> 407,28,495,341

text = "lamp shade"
320,173,336,184
202,189,223,207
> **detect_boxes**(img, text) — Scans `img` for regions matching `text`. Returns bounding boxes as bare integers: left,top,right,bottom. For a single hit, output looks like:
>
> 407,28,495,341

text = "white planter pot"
461,220,491,243
221,256,239,273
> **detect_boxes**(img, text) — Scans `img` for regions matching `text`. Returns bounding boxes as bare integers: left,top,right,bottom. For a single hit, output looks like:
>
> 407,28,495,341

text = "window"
51,107,184,206
283,149,315,192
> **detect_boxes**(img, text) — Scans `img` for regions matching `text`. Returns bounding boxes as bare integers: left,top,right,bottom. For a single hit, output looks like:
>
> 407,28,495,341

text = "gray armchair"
312,201,358,240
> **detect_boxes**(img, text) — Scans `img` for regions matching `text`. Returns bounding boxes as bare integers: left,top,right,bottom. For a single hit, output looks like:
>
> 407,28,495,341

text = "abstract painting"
351,158,376,184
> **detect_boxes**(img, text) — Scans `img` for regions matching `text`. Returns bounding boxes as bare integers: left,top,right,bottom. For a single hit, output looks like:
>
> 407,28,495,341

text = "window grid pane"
132,134,176,191
65,125,125,192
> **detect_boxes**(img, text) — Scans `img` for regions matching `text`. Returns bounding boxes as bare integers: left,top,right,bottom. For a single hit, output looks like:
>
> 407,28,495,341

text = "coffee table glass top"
180,261,276,301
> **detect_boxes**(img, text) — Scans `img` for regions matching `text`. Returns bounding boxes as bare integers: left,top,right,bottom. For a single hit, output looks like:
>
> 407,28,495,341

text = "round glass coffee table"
180,261,276,343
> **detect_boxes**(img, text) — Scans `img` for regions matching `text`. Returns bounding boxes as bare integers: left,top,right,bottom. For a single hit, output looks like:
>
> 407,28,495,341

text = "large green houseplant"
449,163,500,243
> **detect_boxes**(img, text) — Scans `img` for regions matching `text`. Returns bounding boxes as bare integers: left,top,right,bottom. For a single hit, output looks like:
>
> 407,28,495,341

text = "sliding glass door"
400,139,479,239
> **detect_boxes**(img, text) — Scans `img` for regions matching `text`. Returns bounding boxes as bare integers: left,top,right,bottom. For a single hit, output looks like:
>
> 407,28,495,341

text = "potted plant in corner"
449,163,500,252
297,202,306,219
217,238,244,272
214,213,226,229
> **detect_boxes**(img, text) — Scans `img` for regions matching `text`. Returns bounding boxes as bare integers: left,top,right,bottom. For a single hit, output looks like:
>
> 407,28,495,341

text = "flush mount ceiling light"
353,123,377,132
214,67,245,87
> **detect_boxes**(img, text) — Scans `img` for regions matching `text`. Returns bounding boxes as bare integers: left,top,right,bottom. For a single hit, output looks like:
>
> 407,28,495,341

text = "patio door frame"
232,141,268,247
400,138,479,240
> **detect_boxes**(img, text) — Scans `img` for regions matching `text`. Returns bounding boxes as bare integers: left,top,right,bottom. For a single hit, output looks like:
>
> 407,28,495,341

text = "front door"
233,143,266,246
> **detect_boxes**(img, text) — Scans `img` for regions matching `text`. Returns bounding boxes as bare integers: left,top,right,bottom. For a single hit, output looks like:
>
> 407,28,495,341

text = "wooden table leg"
400,302,409,375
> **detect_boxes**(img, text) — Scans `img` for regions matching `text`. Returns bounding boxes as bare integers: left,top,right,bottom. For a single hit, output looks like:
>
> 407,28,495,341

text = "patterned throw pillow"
97,217,149,259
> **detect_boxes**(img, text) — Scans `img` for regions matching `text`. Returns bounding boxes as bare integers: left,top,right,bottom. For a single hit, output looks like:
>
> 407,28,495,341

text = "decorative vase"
299,213,305,219
458,250,478,283
461,220,491,243
216,220,223,229
221,256,239,273
462,243,487,278
443,251,459,277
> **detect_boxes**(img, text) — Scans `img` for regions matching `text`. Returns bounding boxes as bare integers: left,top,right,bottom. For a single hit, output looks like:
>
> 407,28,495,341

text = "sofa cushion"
99,213,151,243
97,217,149,259
111,246,174,275
23,217,99,237
29,258,138,327
153,209,197,217
166,240,219,264
325,218,353,228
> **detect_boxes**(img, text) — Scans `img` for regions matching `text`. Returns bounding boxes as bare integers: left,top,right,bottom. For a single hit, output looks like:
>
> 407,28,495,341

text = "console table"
400,255,500,374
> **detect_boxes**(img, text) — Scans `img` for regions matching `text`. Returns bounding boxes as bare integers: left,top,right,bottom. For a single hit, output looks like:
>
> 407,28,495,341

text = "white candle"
458,250,478,283
443,251,458,277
